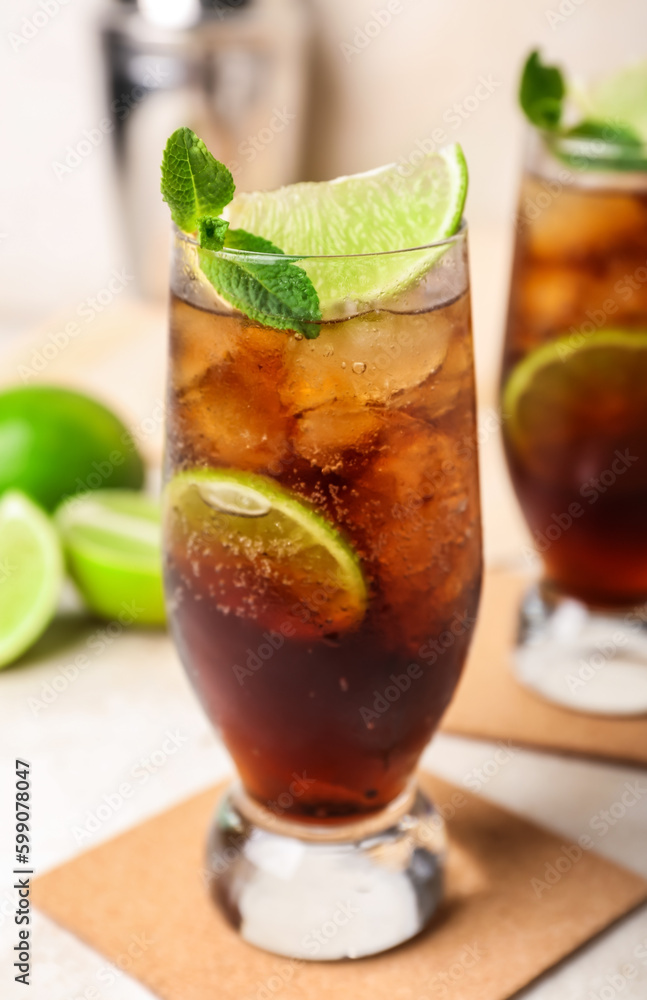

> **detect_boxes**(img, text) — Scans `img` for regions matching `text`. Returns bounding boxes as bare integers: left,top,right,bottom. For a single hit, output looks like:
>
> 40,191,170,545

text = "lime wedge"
0,491,63,668
225,145,467,312
503,329,647,480
164,469,367,636
56,490,165,625
572,61,647,142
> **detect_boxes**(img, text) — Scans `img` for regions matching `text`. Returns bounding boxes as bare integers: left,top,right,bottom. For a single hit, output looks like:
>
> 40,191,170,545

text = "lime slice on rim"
572,61,647,143
56,490,165,625
503,328,647,481
164,469,367,637
225,145,467,312
0,491,63,668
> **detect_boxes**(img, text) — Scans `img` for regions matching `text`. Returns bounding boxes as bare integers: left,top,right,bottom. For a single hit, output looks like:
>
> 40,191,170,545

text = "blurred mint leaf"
566,119,642,145
198,228,321,338
520,50,565,129
161,127,234,233
553,118,647,171
198,216,229,251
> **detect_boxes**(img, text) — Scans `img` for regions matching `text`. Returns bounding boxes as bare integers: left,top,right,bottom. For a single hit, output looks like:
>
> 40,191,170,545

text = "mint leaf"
224,228,284,256
161,127,234,232
520,50,565,129
198,229,321,338
198,216,229,251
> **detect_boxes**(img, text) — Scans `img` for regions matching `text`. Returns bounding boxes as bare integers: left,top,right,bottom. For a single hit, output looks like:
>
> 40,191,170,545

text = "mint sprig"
519,51,645,171
161,127,321,337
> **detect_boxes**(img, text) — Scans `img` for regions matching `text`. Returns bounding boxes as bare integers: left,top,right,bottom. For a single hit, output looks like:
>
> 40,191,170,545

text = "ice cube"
516,264,588,344
280,309,452,414
354,413,481,651
169,318,290,472
523,179,647,261
169,297,234,393
392,307,474,423
292,404,386,471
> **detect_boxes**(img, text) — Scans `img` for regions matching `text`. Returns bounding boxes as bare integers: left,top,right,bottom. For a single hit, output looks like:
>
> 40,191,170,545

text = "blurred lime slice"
0,491,63,668
226,145,467,312
56,490,165,625
165,469,367,636
572,61,647,142
503,329,647,480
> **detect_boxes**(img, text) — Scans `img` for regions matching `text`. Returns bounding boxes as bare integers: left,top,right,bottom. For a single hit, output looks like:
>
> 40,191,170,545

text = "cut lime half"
0,490,63,668
164,469,367,637
56,490,165,625
503,328,647,480
225,145,467,313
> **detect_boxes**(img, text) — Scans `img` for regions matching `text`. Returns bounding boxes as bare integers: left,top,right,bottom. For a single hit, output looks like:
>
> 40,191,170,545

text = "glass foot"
206,781,445,960
513,584,647,716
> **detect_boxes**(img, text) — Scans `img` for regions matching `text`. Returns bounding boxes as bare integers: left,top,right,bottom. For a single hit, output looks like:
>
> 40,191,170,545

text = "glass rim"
174,219,467,264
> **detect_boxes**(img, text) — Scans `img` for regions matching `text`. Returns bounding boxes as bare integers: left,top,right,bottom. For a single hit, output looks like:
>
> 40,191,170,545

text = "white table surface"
1,230,646,998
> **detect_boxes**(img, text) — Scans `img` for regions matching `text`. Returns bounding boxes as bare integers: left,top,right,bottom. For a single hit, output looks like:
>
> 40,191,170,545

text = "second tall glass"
501,127,647,714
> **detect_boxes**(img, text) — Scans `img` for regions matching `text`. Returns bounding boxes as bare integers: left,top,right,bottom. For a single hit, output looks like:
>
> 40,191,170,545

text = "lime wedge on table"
165,469,367,636
226,145,467,311
572,61,647,142
56,491,165,625
503,329,647,479
0,491,63,668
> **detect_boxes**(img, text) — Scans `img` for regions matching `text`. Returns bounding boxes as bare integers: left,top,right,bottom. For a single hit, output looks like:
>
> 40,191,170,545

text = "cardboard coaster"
442,571,647,766
33,775,647,1000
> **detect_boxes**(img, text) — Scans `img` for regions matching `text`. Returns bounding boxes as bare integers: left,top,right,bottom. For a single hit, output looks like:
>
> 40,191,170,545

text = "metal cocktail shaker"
100,0,312,298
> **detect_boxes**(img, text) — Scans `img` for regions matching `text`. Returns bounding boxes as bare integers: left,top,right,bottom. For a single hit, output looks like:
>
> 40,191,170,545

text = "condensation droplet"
341,361,347,369
293,332,304,341
323,344,334,357
352,361,367,374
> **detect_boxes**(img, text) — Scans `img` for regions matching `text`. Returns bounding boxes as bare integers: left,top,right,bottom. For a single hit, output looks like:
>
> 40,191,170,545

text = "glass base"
206,781,445,960
513,584,647,716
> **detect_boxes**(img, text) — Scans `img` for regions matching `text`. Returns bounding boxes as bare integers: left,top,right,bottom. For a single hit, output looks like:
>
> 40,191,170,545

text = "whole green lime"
0,385,145,510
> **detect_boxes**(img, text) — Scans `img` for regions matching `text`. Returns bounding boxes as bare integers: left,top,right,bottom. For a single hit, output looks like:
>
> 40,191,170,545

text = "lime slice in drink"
0,491,63,668
503,329,647,480
56,490,165,625
226,145,467,312
165,469,367,636
572,60,647,142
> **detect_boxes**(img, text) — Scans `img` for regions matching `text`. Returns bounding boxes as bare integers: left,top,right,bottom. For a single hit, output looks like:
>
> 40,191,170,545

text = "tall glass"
163,228,482,958
501,128,647,715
